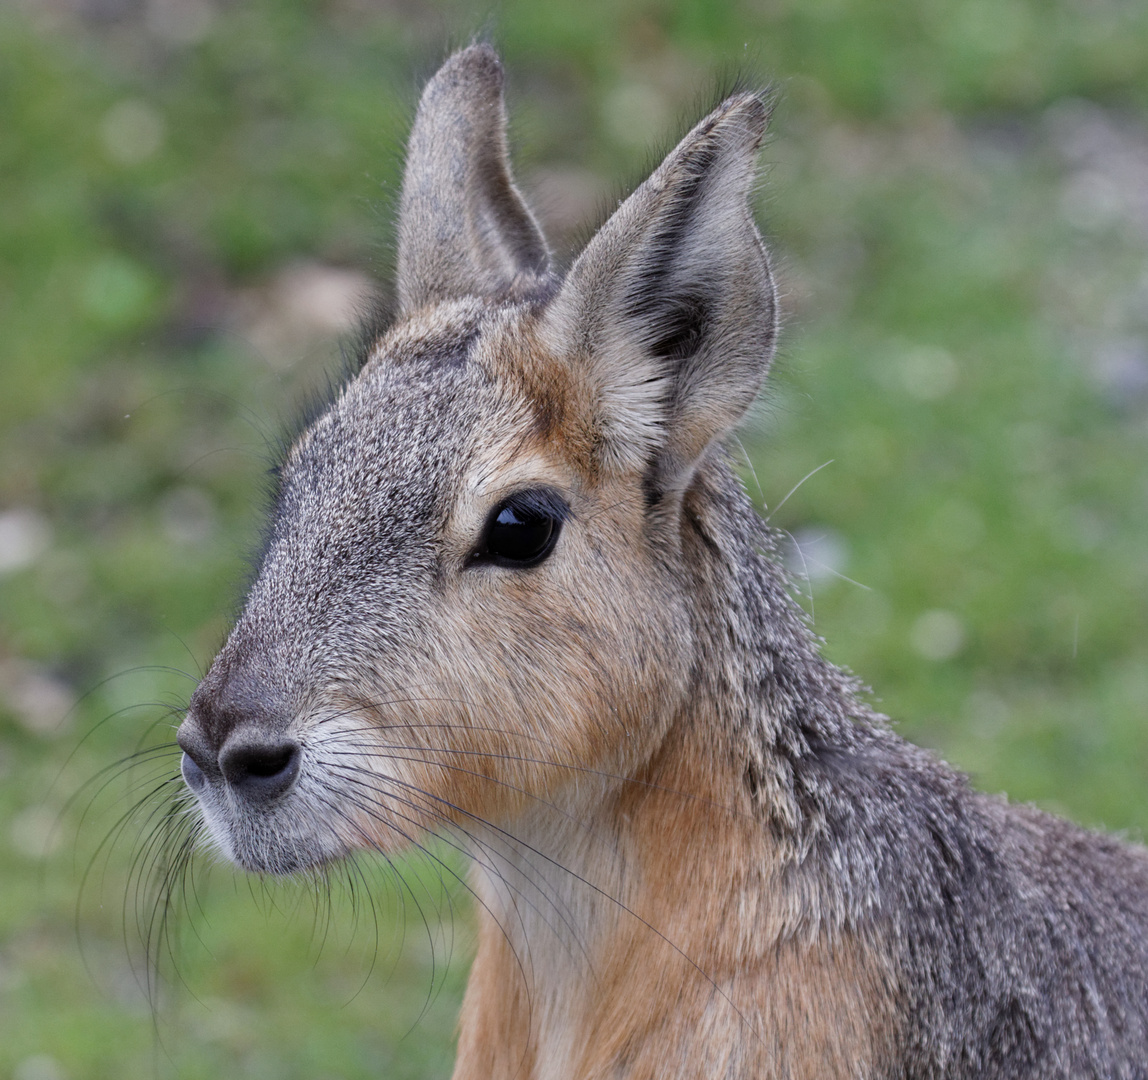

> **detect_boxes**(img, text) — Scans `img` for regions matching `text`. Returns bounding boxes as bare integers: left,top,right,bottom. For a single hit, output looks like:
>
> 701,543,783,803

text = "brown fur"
450,707,902,1079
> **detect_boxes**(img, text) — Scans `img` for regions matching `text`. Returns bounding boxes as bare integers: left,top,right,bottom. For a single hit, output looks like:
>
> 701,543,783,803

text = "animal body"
175,45,1148,1079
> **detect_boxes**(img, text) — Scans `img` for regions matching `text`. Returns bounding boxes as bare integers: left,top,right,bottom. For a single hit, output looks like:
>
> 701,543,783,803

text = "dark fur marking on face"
529,386,567,441
392,323,482,371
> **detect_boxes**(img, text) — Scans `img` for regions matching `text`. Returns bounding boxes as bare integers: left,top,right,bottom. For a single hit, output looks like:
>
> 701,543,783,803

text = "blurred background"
2,0,1147,1076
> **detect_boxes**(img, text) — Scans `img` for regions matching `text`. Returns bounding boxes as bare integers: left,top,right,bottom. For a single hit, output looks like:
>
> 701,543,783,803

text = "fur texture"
176,45,1148,1078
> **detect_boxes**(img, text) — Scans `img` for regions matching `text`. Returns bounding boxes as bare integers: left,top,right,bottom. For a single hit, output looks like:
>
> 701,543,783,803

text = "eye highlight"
470,488,568,569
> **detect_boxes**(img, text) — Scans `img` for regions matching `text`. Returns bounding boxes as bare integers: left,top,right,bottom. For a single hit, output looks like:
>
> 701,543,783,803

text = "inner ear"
646,292,710,363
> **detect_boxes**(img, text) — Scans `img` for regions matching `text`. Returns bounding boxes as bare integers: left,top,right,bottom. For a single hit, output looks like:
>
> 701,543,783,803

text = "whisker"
315,762,764,1046
317,767,586,967
765,458,834,522
306,785,539,1009
320,738,746,820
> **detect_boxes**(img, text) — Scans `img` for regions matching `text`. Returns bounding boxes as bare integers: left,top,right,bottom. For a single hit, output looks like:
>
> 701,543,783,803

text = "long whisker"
317,762,765,1047
321,734,746,820
305,784,539,1016
765,458,834,522
301,693,746,816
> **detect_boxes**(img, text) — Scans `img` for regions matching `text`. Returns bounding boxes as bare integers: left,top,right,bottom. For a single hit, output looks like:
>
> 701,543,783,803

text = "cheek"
299,554,692,846
407,558,692,809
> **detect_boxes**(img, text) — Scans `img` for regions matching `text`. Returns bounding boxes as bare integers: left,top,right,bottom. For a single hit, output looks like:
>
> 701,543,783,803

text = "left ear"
397,44,549,313
540,92,777,495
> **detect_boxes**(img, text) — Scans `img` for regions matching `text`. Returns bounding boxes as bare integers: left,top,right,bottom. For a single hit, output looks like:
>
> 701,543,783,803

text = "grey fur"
176,45,1148,1077
694,471,1148,1076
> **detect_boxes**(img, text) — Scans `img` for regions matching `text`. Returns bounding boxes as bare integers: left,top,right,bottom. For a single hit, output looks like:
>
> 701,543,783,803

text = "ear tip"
433,43,505,93
721,92,771,143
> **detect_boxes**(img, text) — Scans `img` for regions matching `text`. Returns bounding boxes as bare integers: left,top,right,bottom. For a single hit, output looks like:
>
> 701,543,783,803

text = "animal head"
176,44,776,874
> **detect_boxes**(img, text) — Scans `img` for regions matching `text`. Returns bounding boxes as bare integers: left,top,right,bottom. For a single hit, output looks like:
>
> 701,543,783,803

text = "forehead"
279,301,542,518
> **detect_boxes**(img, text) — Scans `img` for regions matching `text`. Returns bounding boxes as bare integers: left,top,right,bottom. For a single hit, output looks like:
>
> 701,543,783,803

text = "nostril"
181,752,207,793
219,738,301,801
246,744,295,778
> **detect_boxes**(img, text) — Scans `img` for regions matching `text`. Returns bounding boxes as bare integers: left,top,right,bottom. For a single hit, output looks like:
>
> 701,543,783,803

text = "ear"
397,44,550,313
540,93,776,495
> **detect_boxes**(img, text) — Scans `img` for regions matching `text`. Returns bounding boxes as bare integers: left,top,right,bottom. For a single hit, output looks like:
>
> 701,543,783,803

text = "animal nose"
177,720,301,803
179,665,301,802
218,737,301,801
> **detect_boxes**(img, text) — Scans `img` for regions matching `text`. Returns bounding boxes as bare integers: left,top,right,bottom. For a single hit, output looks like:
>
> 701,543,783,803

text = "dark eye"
473,489,567,568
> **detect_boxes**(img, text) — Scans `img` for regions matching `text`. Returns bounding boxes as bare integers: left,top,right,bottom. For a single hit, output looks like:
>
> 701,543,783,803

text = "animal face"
178,299,695,873
177,45,774,876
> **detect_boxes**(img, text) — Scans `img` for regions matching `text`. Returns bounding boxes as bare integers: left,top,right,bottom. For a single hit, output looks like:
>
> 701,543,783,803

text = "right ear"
539,92,776,495
396,44,549,313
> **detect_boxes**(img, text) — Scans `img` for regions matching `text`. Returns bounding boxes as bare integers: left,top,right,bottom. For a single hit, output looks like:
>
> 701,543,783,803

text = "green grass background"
2,0,1147,1076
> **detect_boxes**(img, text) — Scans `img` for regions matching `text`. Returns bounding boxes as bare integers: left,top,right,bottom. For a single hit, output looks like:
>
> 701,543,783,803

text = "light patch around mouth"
186,709,426,875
